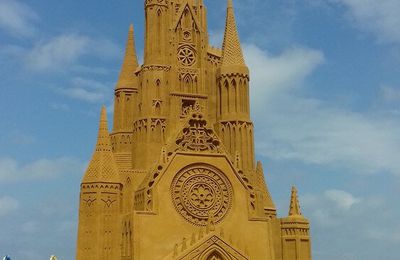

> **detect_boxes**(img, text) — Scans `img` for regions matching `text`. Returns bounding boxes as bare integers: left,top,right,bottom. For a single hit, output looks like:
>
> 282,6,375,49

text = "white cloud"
333,0,400,44
59,88,106,103
57,77,111,103
302,189,362,227
324,189,361,210
24,34,121,71
256,100,400,174
0,129,36,145
0,157,85,182
91,38,120,60
0,196,19,216
245,44,400,176
302,189,400,249
0,0,38,37
244,44,324,108
25,34,90,71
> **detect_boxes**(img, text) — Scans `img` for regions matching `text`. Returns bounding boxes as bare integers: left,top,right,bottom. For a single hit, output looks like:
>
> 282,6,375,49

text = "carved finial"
82,106,120,184
116,24,138,90
221,0,246,66
289,186,302,216
181,237,187,251
97,106,110,151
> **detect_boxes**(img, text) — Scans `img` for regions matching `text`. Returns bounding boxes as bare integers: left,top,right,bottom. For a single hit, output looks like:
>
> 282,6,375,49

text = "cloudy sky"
0,0,399,259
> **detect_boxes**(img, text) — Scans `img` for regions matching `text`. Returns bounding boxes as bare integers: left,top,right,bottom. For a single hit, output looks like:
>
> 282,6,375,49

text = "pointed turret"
288,186,303,217
216,0,253,176
83,106,120,184
116,24,138,90
256,161,276,218
280,186,311,259
221,0,246,67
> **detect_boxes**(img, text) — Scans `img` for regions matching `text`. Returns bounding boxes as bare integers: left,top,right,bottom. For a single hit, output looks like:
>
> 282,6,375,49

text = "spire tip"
289,186,302,217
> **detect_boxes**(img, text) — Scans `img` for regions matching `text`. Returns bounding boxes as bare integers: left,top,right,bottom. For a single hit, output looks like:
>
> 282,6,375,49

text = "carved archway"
201,247,231,260
207,251,224,260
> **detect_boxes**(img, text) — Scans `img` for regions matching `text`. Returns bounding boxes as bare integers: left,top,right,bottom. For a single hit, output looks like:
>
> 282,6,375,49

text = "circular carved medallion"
171,165,233,226
177,46,196,66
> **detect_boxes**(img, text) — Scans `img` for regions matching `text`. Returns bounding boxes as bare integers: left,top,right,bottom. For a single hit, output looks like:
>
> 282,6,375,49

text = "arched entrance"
201,247,231,260
206,251,224,260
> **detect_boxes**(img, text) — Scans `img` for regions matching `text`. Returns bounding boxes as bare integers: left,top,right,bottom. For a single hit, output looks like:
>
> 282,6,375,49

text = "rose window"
177,46,196,66
190,183,215,209
171,165,233,226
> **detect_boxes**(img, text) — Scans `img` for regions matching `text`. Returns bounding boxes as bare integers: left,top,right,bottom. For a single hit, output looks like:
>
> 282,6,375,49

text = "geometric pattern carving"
176,112,221,153
178,45,196,66
83,197,96,207
171,165,233,226
102,196,116,208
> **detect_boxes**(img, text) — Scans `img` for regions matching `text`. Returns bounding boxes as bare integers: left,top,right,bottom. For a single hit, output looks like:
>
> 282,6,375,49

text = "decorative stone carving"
176,112,221,153
141,65,171,72
178,45,196,66
171,165,233,226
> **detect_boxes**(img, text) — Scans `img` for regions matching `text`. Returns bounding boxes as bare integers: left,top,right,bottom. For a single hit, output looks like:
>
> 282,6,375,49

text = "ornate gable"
175,112,222,154
164,233,249,260
174,2,201,32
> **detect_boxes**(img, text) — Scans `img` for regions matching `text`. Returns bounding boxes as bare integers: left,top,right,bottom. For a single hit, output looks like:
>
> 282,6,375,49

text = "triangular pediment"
174,2,201,31
165,234,248,260
134,111,258,214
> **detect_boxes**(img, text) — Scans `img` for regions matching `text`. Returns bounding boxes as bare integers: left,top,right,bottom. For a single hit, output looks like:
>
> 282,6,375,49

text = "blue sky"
0,0,399,259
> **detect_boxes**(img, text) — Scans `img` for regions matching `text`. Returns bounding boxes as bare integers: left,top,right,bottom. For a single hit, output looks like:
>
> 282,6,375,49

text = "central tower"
133,0,213,170
76,1,312,259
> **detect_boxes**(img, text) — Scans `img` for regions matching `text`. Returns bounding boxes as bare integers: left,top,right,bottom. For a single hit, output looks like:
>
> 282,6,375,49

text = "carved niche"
171,165,233,226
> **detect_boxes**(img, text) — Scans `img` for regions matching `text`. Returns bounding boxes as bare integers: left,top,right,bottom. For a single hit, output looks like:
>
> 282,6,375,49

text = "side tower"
273,187,312,260
111,25,139,171
216,0,276,220
76,107,123,260
216,0,254,174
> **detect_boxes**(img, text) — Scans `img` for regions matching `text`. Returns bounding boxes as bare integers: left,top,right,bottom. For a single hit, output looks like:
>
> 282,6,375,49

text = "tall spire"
221,0,246,66
288,186,303,217
82,106,120,183
116,24,138,90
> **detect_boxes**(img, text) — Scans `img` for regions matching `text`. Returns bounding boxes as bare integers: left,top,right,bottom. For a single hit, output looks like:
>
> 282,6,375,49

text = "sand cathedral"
76,0,312,259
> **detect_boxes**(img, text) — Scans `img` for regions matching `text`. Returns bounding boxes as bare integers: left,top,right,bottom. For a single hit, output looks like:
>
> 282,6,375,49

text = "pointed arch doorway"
206,251,225,260
201,247,231,260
